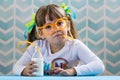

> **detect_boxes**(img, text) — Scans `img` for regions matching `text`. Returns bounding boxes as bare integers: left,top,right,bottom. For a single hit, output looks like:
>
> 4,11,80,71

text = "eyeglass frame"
38,17,68,36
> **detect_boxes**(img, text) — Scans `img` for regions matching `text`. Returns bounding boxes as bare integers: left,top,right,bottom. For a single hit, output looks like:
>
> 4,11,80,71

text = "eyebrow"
45,18,57,24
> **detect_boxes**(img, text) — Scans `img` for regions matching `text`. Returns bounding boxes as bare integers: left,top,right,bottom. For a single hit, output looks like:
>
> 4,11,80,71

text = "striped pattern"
105,0,120,75
0,0,120,75
0,0,14,75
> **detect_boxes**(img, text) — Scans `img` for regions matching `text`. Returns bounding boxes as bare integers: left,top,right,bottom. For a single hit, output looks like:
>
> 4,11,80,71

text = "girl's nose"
54,28,59,33
53,25,59,32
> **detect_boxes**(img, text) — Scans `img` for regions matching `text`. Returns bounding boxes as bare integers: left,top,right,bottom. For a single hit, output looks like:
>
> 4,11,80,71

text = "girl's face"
40,17,70,45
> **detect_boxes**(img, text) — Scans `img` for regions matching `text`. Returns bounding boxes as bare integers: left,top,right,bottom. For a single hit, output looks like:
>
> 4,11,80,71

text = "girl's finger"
29,61,36,65
30,68,38,73
30,64,38,69
59,70,67,75
53,68,64,74
32,68,38,73
53,67,63,71
27,70,35,76
27,71,33,76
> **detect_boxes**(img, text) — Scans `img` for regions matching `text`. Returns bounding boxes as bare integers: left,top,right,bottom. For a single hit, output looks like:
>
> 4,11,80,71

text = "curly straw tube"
17,40,43,59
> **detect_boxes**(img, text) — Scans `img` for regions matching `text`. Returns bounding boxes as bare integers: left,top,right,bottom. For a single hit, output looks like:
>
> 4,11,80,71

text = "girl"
13,4,105,76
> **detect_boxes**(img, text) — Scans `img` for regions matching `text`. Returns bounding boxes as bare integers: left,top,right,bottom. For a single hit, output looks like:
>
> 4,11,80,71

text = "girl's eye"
45,25,52,29
57,21,63,26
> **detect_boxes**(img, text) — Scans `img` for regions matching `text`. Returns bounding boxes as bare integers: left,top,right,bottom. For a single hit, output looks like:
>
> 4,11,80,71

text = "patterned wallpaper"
0,0,120,75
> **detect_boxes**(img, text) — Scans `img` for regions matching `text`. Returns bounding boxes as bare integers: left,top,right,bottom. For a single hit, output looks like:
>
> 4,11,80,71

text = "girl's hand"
21,61,38,76
52,67,77,76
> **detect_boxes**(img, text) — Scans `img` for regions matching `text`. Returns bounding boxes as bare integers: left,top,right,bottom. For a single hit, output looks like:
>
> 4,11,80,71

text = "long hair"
27,4,78,46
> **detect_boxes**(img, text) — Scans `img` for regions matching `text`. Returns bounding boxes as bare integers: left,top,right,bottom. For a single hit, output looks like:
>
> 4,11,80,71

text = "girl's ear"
38,28,45,39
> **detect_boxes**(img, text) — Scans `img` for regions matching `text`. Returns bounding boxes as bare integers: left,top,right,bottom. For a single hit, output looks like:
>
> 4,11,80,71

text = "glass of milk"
31,51,44,76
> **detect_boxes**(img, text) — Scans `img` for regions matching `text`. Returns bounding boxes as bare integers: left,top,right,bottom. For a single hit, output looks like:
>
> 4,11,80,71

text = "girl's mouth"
53,31,65,39
54,34,63,38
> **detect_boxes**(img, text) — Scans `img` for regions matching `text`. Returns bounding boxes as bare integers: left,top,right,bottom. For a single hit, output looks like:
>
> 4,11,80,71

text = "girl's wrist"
21,67,27,76
72,68,77,76
66,68,77,76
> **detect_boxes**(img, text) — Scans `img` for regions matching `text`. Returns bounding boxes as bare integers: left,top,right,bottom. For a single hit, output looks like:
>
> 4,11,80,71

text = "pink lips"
55,34,62,37
54,34,63,38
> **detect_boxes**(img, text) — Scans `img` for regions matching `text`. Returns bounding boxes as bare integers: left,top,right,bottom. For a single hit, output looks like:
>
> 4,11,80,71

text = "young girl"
13,4,105,76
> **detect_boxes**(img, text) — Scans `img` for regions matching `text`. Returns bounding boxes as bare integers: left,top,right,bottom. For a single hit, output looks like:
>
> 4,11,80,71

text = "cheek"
44,36,53,41
43,29,53,36
63,28,68,35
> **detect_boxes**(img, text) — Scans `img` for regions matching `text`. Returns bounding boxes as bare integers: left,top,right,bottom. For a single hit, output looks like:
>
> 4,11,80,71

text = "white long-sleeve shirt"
13,39,105,76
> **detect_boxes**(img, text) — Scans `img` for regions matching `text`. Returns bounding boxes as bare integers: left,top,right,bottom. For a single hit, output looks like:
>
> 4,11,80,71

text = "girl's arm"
12,45,34,75
74,40,105,76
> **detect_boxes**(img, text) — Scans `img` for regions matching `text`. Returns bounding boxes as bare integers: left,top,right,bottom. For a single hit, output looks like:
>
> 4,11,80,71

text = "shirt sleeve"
12,40,44,75
12,44,35,75
73,40,105,76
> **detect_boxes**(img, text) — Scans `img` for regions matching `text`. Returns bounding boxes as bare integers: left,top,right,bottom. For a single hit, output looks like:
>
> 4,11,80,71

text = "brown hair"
27,4,78,46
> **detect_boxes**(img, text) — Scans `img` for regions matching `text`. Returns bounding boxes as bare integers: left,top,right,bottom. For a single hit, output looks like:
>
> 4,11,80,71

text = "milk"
31,50,44,76
31,58,44,76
